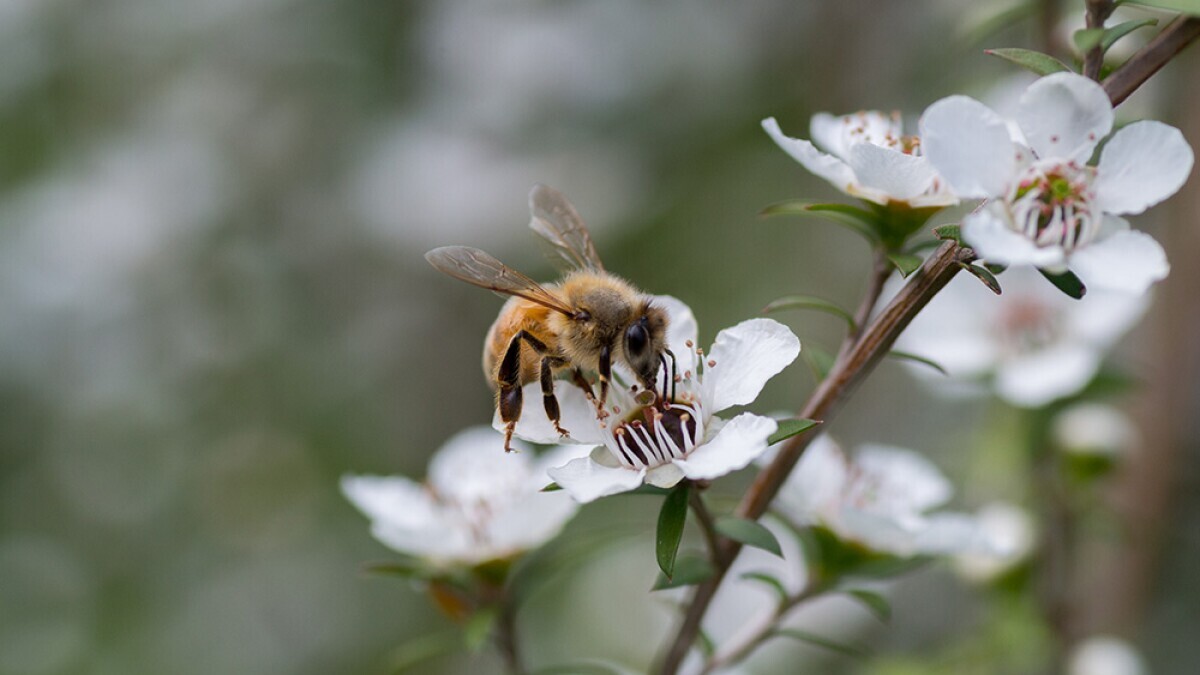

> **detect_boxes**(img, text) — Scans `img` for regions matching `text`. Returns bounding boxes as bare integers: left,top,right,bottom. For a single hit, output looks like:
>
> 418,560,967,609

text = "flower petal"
995,343,1101,407
486,488,579,554
1016,72,1112,161
494,382,605,445
914,512,992,555
341,474,468,558
428,427,531,501
772,434,847,522
809,112,851,159
1094,120,1194,215
855,444,953,512
1063,286,1148,348
645,462,686,488
1069,229,1169,294
846,143,936,200
703,318,801,414
547,456,645,504
673,413,776,480
962,210,1066,268
652,294,699,366
762,117,857,194
920,95,1015,198
809,110,902,160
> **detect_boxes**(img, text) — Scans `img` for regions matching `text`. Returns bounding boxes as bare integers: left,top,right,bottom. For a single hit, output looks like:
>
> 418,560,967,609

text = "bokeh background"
2,0,1197,673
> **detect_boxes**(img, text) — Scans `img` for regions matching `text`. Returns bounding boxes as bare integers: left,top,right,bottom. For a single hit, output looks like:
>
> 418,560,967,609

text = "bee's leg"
539,356,570,438
496,332,527,452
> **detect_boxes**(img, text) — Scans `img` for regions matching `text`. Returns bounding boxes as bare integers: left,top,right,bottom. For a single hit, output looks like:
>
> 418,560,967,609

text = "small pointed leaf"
888,350,948,376
541,482,562,492
984,48,1072,76
656,482,690,579
933,224,961,243
651,554,715,590
768,418,821,445
1125,1,1200,17
464,607,498,652
740,571,790,605
774,629,869,658
759,200,882,245
886,251,923,278
1073,27,1105,53
959,262,1003,295
1040,268,1087,299
715,517,784,557
762,295,857,331
843,589,892,623
388,632,461,673
1100,19,1158,52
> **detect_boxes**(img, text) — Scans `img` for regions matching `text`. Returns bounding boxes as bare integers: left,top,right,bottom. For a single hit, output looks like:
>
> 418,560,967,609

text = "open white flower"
771,435,989,557
762,112,957,208
341,427,581,567
502,296,801,503
895,266,1147,407
921,72,1194,293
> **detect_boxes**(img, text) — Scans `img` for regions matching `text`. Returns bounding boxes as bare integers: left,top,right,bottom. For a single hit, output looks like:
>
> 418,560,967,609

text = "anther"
707,359,716,368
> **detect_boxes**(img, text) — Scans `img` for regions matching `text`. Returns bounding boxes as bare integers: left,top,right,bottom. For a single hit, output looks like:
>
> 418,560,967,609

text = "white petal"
494,382,605,445
762,117,858,194
651,294,699,367
809,110,902,160
1063,286,1148,348
1069,229,1169,294
1016,72,1112,161
673,413,776,480
914,512,991,555
920,95,1015,198
1095,120,1194,215
703,318,801,414
486,490,579,554
995,343,1101,407
855,445,953,512
428,426,531,501
809,112,852,159
962,211,1066,268
773,435,847,522
836,508,917,556
893,274,1002,378
547,456,644,504
645,462,686,488
846,143,936,200
341,475,466,558
340,474,435,528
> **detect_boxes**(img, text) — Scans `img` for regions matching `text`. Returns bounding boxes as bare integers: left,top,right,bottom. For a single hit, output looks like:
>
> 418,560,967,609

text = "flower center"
996,296,1061,355
1007,162,1098,250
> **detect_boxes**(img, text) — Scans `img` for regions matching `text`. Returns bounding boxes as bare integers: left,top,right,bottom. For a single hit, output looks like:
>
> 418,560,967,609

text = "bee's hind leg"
540,357,570,438
496,332,527,452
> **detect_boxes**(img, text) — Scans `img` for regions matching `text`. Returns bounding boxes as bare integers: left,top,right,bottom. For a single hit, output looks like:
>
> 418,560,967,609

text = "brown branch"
1083,1,1116,81
1103,16,1200,106
689,488,726,567
656,241,973,674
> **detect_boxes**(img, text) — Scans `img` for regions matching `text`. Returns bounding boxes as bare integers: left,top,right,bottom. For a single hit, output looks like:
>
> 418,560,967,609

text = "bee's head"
623,303,670,396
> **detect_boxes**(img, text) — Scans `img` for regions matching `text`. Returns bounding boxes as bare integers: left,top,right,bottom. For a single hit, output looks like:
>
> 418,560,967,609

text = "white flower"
1068,636,1147,675
762,112,957,208
920,72,1194,294
341,427,581,567
953,501,1037,583
895,266,1147,407
503,296,801,503
772,435,989,557
1053,402,1138,458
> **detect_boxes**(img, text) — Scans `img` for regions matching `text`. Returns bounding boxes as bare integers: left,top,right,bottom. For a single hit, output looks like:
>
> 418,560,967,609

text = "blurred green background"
2,0,1197,673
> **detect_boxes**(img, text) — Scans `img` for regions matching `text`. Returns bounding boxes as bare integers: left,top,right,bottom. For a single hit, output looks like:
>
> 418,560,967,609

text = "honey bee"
425,184,675,452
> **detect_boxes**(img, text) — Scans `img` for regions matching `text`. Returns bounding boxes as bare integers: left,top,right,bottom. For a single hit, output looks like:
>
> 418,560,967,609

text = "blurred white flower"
1068,635,1147,675
1053,402,1138,458
341,427,580,567
953,501,1037,583
921,72,1193,294
895,266,1147,407
772,436,990,557
508,297,800,503
762,112,957,208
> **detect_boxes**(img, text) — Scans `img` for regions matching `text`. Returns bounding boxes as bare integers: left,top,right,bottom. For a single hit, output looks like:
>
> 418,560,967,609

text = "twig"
1103,16,1200,106
656,241,973,674
1083,0,1116,81
495,601,526,675
689,488,726,567
699,581,831,674
842,249,892,352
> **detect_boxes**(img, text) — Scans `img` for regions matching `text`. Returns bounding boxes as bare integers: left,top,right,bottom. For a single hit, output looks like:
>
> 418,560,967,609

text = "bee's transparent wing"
528,184,605,272
425,246,575,315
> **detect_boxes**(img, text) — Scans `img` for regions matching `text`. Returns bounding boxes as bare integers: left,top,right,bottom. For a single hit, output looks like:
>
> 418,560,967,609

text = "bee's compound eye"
625,322,649,356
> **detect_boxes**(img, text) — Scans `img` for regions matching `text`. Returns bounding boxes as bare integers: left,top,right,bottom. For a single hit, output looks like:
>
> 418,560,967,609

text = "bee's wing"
425,246,576,316
528,184,606,273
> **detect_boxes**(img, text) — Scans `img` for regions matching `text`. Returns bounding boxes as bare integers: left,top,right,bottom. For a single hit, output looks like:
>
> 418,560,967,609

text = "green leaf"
1073,27,1105,53
541,482,562,492
1040,268,1087,299
464,606,498,652
652,554,715,590
762,294,857,331
697,629,717,659
769,417,821,445
984,262,1007,275
1100,18,1159,52
959,262,1003,295
888,350,948,376
843,589,892,623
886,251,923,278
774,629,869,658
388,631,461,673
740,571,790,604
984,47,1072,75
715,517,784,557
801,344,835,383
656,482,690,579
759,200,882,244
1126,0,1200,16
933,224,961,243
